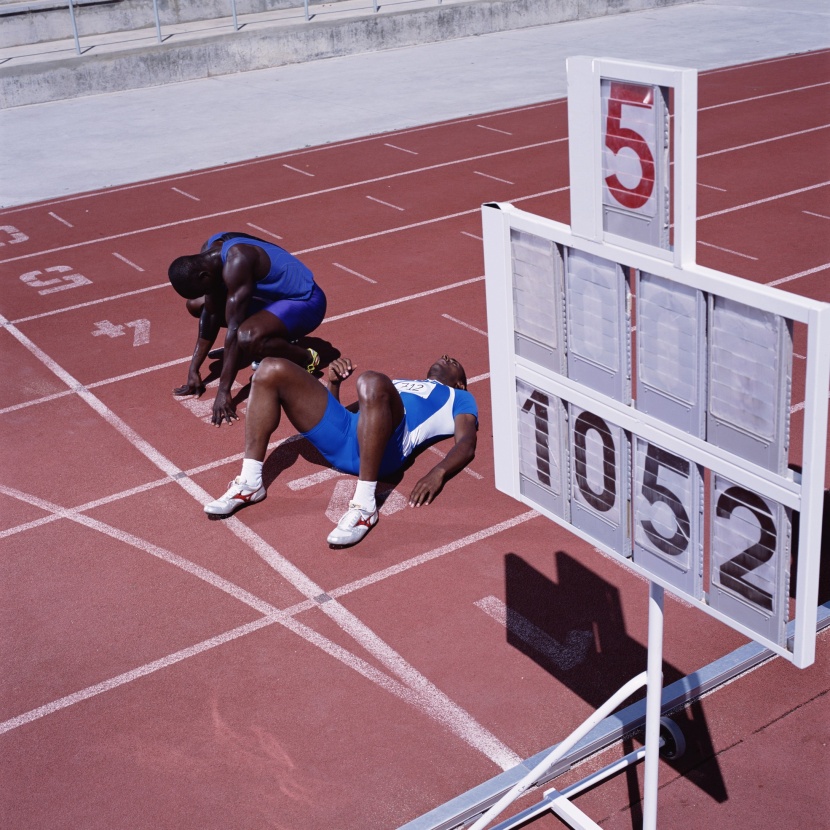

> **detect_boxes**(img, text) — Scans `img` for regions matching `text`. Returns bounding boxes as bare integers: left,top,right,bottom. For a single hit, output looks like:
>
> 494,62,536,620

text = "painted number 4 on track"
92,319,151,346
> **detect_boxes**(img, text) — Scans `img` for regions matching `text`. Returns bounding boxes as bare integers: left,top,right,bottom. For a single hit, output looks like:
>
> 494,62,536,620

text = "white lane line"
332,261,377,283
0,435,301,540
2,274,485,416
297,207,480,253
461,231,483,241
700,80,830,111
468,372,490,385
0,484,506,750
288,467,343,490
0,484,277,614
698,181,830,221
171,187,200,201
10,283,170,325
0,356,192,416
427,445,483,479
477,124,513,135
246,222,283,239
442,313,487,336
699,182,727,192
803,210,830,220
0,617,278,736
283,164,315,177
0,388,76,416
474,171,514,185
1,313,517,767
766,262,830,287
330,511,538,600
48,211,73,227
707,52,830,75
385,143,418,155
324,276,483,323
790,391,830,415
0,140,563,265
699,124,830,159
698,241,759,261
112,252,144,271
0,507,539,743
367,195,405,211
474,596,593,672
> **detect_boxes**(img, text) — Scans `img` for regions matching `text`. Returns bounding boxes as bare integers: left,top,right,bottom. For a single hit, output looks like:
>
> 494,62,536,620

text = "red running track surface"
0,50,828,829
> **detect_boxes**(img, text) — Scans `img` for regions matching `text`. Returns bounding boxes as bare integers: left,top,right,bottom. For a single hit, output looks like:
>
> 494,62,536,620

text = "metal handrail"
64,0,436,55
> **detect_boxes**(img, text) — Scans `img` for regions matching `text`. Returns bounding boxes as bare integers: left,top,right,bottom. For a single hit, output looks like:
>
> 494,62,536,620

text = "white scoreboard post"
476,57,830,830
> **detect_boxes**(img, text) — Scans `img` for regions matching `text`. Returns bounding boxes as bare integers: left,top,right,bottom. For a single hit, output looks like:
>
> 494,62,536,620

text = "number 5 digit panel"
632,437,703,601
709,475,791,646
600,79,670,249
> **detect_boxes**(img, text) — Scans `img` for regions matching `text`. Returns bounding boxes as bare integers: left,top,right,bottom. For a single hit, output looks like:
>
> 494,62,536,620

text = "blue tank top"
210,233,315,301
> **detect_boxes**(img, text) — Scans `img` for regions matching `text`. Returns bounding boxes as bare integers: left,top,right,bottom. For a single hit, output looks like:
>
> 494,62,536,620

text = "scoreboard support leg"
642,581,665,830
468,581,670,830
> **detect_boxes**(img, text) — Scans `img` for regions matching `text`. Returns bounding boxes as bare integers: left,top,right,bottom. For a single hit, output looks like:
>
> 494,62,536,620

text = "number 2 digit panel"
482,53,829,668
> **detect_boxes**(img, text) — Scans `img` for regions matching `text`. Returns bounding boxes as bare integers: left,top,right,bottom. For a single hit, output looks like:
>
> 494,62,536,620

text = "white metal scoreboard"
483,58,830,669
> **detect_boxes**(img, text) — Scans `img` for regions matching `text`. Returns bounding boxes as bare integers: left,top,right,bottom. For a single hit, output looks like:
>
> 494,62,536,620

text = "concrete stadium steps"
0,0,697,108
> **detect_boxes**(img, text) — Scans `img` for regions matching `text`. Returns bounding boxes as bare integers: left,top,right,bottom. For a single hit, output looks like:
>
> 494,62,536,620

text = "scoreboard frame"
483,60,829,670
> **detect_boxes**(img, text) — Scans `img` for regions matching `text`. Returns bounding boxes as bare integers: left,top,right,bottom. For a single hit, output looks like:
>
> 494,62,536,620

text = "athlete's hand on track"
328,357,356,385
211,390,238,427
409,470,445,507
173,373,206,397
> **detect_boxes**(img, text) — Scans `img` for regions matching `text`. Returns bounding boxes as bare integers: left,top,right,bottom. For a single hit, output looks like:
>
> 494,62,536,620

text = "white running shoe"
327,501,379,547
204,477,266,516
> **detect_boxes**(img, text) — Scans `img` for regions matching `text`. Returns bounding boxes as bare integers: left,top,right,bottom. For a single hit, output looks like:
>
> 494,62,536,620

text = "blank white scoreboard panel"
483,201,830,668
564,249,631,403
511,229,567,374
707,295,793,473
635,271,707,437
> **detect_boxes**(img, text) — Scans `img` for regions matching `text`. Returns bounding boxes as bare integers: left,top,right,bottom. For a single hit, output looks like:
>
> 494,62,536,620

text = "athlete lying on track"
204,355,478,548
168,231,327,427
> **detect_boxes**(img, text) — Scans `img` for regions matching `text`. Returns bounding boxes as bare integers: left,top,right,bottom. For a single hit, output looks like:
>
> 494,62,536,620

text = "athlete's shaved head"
168,254,209,299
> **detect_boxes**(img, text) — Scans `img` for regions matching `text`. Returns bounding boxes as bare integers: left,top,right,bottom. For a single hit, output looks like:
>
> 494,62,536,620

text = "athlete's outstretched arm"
408,413,477,507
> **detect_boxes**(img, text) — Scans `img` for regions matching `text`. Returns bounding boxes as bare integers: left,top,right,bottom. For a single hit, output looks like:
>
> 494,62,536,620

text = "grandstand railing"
56,0,444,55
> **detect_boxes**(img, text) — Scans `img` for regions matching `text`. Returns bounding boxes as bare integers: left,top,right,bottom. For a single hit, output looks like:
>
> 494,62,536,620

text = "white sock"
352,480,377,513
240,458,263,488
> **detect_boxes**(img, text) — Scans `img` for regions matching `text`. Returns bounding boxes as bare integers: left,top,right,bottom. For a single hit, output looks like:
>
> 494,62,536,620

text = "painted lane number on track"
20,265,91,295
92,319,151,346
0,226,28,246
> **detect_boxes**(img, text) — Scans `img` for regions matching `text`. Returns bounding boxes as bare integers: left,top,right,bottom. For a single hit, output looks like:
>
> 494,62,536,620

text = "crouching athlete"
204,354,478,547
168,231,326,427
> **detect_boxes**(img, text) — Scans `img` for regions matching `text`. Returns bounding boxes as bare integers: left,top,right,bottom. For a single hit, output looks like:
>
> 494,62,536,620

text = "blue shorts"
302,392,409,477
248,282,327,340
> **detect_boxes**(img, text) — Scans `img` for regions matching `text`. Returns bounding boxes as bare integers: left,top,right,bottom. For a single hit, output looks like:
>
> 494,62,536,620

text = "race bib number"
394,380,435,399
